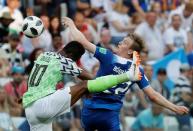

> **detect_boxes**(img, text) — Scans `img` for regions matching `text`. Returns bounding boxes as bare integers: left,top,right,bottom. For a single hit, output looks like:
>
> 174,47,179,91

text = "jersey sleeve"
44,52,82,77
136,67,150,90
58,55,82,77
94,46,114,65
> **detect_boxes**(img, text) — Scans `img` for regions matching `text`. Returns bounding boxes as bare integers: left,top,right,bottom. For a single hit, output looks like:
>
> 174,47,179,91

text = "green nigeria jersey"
23,52,82,108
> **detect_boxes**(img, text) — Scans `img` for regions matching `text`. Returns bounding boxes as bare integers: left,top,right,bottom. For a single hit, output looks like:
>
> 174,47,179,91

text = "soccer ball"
22,16,44,38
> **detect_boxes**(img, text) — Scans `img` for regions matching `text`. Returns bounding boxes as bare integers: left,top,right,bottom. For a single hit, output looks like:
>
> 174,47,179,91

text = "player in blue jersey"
62,17,189,131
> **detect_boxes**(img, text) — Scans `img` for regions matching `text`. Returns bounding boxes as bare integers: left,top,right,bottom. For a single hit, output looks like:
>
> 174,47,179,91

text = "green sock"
87,73,129,93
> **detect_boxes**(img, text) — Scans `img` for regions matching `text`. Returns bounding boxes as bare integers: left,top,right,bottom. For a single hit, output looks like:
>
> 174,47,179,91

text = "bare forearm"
62,17,96,53
69,25,96,53
78,70,94,80
151,91,177,112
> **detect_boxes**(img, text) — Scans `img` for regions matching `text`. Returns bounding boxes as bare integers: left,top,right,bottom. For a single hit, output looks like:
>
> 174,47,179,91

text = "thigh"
26,87,72,122
81,108,120,131
25,107,53,131
30,123,52,131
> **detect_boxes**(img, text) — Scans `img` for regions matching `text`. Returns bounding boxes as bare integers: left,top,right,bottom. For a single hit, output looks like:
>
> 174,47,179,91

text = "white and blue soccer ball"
22,16,44,38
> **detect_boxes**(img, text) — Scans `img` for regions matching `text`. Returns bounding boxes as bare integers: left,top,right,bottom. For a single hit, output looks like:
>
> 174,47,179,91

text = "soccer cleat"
126,51,142,81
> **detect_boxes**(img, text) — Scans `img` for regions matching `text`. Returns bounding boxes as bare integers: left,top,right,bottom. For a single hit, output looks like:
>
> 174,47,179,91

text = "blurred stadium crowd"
0,0,193,131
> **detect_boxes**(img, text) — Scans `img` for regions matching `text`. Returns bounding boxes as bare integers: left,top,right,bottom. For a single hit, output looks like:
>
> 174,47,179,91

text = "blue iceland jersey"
83,47,150,111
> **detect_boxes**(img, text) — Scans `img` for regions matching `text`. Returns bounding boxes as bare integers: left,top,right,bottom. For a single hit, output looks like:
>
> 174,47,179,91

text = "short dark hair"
157,68,166,75
63,41,85,61
171,14,181,21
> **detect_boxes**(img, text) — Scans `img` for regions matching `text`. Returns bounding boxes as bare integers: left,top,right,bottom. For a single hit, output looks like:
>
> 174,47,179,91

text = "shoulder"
135,22,147,32
180,28,187,34
96,46,113,55
136,22,146,28
4,82,12,90
164,27,174,35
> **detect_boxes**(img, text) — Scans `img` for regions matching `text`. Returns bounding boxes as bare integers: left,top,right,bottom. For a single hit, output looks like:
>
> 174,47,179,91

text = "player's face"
117,37,133,55
172,15,181,29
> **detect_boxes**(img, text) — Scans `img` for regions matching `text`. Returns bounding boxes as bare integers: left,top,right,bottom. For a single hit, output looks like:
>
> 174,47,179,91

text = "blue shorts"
81,108,120,131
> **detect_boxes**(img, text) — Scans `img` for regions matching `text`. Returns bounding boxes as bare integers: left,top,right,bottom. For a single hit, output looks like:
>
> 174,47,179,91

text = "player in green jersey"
23,41,142,131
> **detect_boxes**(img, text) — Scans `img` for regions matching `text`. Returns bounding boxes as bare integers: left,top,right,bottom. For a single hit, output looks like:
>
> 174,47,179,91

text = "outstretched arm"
78,70,94,80
62,17,96,54
143,86,189,115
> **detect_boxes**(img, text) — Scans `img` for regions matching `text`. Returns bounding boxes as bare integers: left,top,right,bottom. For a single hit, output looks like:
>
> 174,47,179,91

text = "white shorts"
25,87,71,131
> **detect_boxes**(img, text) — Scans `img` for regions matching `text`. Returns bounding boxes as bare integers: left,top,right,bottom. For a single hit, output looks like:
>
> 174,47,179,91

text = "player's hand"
173,105,189,115
61,17,76,28
61,17,87,43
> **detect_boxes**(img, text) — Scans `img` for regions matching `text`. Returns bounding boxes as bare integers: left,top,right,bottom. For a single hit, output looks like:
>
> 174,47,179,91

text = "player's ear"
128,49,133,58
65,52,75,61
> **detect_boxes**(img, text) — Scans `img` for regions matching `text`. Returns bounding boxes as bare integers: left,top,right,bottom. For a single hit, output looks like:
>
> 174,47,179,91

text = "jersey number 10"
28,64,48,87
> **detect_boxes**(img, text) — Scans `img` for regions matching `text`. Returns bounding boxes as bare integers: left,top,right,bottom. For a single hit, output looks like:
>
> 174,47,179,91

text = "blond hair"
127,33,146,53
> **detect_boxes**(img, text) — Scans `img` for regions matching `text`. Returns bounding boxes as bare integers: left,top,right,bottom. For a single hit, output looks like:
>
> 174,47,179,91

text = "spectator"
151,68,170,99
80,27,98,72
0,11,15,43
0,88,16,130
131,103,164,131
4,66,27,100
66,0,77,18
130,12,143,26
107,0,134,45
0,0,23,33
25,48,44,75
49,15,62,37
0,48,10,78
61,12,98,45
135,11,164,60
168,2,193,31
38,14,52,51
163,14,188,54
4,66,26,117
0,33,24,66
170,64,192,131
151,1,168,33
125,0,148,17
143,64,153,81
160,0,181,12
49,35,64,52
140,49,148,65
187,20,193,52
97,28,116,52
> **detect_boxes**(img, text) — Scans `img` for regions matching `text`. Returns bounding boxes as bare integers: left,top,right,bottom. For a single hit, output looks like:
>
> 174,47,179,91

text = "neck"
147,22,154,28
9,8,15,14
117,52,130,59
12,81,20,86
173,26,180,31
